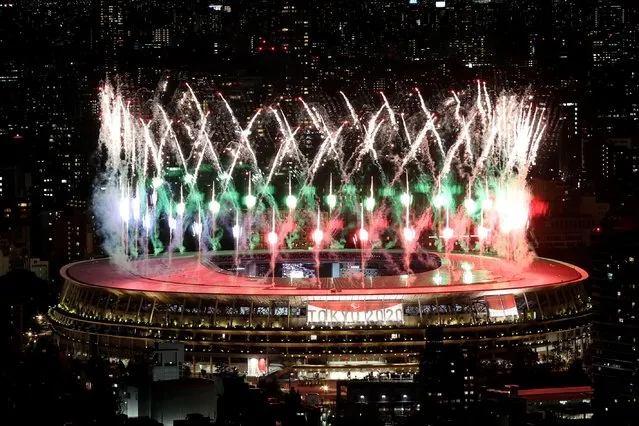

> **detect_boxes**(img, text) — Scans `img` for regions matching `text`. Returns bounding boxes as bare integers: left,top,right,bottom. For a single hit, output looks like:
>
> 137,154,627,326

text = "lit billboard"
486,294,519,318
307,301,403,324
247,357,268,377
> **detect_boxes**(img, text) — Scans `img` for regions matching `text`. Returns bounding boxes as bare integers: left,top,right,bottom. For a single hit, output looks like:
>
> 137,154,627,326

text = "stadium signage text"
306,302,404,324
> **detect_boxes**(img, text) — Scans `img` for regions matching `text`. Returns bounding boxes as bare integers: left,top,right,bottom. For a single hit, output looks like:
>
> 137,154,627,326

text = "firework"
95,81,546,269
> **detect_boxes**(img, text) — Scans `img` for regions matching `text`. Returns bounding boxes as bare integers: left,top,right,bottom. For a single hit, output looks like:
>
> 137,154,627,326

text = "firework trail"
95,82,546,269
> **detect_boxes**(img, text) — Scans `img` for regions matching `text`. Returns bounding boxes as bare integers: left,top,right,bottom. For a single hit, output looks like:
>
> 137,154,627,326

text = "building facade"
591,210,639,425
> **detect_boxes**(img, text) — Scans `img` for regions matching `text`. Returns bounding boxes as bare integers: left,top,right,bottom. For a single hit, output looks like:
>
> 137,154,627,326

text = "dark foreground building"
336,378,420,425
419,327,478,425
591,209,639,425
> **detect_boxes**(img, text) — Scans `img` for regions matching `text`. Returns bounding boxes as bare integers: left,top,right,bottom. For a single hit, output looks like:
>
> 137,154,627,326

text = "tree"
215,361,239,377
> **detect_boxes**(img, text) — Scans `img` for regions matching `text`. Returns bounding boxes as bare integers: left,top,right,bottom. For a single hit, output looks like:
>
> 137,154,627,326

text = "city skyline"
1,1,637,425
1,0,637,269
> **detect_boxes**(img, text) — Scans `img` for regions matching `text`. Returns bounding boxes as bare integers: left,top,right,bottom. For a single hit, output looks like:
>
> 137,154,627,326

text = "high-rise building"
588,0,637,135
336,379,420,425
596,137,639,203
419,327,478,425
0,2,23,143
591,209,639,425
152,342,186,382
0,162,31,252
7,1,94,265
196,2,232,56
99,0,124,76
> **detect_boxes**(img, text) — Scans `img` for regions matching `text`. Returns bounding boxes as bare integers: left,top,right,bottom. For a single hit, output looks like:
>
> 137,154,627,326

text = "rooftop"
61,250,588,299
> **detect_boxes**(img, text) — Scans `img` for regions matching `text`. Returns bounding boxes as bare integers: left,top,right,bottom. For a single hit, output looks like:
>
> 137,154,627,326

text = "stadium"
49,249,590,380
